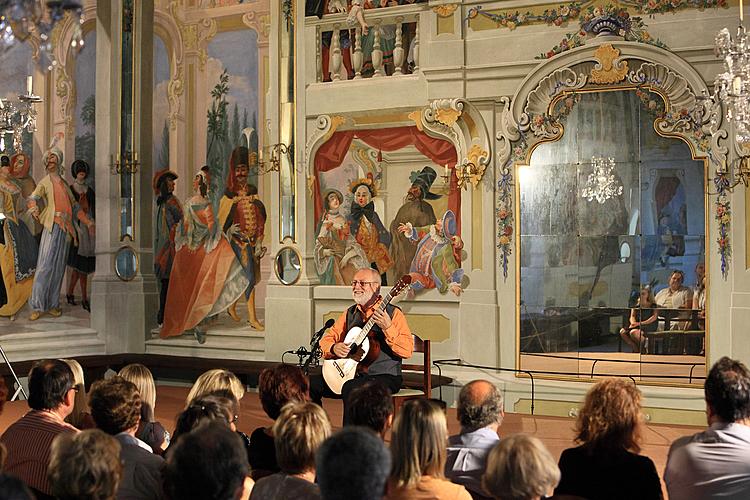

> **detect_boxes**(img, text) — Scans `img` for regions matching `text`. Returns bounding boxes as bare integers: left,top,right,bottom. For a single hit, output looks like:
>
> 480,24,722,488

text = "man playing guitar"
310,268,413,422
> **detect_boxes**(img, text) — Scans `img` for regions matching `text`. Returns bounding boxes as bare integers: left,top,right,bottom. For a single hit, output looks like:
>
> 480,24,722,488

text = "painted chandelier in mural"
581,156,623,204
0,0,83,68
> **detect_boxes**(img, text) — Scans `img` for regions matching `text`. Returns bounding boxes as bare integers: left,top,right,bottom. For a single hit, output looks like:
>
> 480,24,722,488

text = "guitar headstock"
391,275,412,298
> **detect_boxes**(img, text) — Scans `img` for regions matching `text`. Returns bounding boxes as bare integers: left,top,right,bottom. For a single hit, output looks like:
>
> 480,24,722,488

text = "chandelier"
0,75,41,152
581,156,623,204
0,1,84,69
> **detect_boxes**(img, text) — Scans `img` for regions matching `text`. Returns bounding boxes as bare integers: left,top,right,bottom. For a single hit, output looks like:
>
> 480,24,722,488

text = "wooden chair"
392,334,431,414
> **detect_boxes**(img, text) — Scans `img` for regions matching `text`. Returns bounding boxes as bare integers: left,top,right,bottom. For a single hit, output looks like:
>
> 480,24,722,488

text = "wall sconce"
255,143,291,175
110,150,140,175
0,75,42,152
455,160,479,190
714,156,750,192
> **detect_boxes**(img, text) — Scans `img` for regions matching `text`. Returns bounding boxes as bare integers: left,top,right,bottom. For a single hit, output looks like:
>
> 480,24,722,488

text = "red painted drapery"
313,126,460,230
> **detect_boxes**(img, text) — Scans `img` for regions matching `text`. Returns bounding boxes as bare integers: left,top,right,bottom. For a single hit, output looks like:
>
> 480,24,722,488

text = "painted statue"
153,170,183,326
27,147,93,320
314,189,368,285
0,155,37,319
219,147,266,331
160,167,248,342
398,209,464,296
348,174,392,285
389,166,440,281
65,160,96,313
10,153,40,238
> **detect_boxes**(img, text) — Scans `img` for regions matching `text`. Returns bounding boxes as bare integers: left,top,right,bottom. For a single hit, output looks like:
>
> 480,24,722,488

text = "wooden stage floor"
0,385,703,496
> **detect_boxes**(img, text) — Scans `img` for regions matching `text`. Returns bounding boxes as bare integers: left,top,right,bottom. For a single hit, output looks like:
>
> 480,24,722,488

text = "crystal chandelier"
0,75,42,152
581,156,623,204
0,1,84,70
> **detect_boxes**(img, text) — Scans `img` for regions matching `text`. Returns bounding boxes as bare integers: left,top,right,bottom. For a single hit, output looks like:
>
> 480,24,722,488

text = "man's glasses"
351,280,377,288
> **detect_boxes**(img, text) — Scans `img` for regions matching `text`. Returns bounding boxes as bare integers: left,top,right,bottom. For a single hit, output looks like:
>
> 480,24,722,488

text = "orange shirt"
320,297,413,360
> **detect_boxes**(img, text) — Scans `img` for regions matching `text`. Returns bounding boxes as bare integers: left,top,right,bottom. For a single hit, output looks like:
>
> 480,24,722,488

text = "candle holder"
255,143,290,175
110,151,140,175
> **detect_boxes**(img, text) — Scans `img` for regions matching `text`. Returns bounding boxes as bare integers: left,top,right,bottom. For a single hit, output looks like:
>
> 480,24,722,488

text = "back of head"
576,378,642,454
48,429,122,500
186,369,245,406
346,379,393,435
390,398,448,488
0,473,34,500
457,380,504,433
705,357,750,423
482,435,560,500
88,376,142,435
28,359,74,411
164,422,249,500
273,402,331,474
258,363,310,420
316,427,391,500
172,394,234,445
118,363,157,413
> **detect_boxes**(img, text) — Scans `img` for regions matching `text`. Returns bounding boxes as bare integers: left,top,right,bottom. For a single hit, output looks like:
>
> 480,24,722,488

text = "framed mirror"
114,245,138,281
275,246,301,285
517,87,707,385
279,0,296,242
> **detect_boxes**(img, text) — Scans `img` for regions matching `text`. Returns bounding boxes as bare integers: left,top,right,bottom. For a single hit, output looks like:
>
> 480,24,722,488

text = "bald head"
457,380,504,433
354,268,380,285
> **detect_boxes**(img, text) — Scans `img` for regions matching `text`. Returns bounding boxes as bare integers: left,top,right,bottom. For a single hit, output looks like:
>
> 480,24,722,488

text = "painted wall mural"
313,128,465,295
152,35,170,173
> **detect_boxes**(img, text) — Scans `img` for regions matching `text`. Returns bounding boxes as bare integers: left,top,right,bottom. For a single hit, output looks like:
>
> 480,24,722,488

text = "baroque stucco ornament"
432,4,459,17
590,43,628,84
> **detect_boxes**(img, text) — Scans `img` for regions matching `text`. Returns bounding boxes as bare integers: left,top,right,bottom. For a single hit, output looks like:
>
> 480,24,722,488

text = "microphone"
311,318,335,345
303,319,336,373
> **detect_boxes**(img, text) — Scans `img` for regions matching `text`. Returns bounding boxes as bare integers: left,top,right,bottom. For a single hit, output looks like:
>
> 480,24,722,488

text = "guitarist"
310,268,414,422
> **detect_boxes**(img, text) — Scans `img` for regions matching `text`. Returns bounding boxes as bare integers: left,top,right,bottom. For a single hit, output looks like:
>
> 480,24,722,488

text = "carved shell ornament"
590,44,628,84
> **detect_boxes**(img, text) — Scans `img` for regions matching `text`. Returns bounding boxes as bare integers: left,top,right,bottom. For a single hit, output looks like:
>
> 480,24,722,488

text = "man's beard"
353,289,375,306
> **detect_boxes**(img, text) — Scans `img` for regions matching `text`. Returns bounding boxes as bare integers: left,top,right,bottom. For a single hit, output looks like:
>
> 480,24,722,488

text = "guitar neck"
355,290,394,345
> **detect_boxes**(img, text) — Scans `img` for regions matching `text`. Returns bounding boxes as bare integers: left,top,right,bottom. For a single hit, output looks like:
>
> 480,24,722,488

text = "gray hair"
457,380,504,432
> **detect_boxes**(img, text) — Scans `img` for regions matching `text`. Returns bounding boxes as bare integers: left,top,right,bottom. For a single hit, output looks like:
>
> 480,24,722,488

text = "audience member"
554,378,662,500
48,429,123,500
655,269,693,330
61,358,95,429
251,363,310,479
1,359,79,499
89,376,164,500
0,378,8,469
0,473,34,500
345,378,394,438
482,434,559,500
317,427,391,500
619,286,659,353
171,393,237,446
387,398,472,500
665,357,750,499
118,363,169,454
185,368,245,406
251,402,331,500
446,380,503,499
163,422,253,500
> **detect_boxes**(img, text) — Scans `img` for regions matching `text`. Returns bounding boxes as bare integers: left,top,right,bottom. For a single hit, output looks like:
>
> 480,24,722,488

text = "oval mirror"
114,246,138,281
619,241,631,263
275,247,301,285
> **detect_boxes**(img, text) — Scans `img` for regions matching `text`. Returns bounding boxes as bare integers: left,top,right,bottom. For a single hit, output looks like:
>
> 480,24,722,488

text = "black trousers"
309,372,402,425
158,279,169,325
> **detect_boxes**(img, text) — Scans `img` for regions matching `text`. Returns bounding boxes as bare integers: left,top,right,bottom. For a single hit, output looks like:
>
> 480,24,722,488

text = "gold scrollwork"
435,107,462,127
432,4,459,17
408,109,424,131
590,43,628,84
464,143,488,189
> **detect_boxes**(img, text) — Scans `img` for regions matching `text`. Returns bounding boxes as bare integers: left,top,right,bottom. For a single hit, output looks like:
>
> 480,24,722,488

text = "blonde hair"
62,359,88,429
186,369,245,407
273,402,331,474
48,429,122,500
390,399,447,489
482,435,560,500
576,378,643,454
637,286,655,307
118,364,156,415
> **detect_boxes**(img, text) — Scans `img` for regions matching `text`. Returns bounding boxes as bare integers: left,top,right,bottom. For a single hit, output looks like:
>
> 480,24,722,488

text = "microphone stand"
301,320,335,375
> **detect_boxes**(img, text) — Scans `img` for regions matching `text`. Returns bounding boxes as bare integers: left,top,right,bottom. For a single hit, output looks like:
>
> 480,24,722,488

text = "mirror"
279,1,296,242
119,0,135,241
518,89,706,385
275,247,301,285
114,245,138,281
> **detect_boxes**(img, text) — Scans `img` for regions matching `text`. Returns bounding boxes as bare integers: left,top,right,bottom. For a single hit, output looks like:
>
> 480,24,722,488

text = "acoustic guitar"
321,275,412,395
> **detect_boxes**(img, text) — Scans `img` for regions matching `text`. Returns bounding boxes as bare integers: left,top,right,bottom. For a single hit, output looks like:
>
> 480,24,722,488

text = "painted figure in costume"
219,147,266,330
398,209,464,296
160,167,248,342
10,153,40,238
153,170,183,326
27,147,94,320
65,160,96,313
314,189,368,285
389,166,440,281
349,175,392,285
0,155,37,319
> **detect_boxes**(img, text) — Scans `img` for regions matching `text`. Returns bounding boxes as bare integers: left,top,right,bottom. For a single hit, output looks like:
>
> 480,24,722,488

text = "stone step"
0,329,105,362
